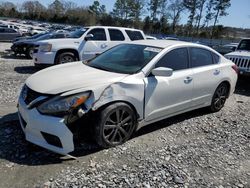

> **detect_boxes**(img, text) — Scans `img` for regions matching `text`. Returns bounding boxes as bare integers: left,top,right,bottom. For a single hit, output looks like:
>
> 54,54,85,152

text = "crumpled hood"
225,50,250,57
26,61,128,94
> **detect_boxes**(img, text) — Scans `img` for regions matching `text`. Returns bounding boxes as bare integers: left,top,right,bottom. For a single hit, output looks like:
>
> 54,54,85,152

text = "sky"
5,0,250,29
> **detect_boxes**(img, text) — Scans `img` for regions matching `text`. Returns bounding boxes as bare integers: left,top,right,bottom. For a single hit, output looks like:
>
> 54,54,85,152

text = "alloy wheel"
103,108,134,145
213,84,228,110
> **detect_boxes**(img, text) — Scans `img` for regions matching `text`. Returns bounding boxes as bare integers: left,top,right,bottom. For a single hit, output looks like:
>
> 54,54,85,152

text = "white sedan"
18,40,238,155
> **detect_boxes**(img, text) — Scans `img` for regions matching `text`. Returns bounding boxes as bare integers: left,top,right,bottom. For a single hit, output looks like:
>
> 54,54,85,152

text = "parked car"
29,27,47,35
225,39,250,76
13,32,46,43
18,40,238,155
11,32,69,59
0,27,22,41
213,43,238,55
33,26,146,66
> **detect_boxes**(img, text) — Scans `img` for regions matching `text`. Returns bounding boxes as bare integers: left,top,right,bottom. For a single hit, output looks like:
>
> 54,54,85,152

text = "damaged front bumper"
18,96,75,155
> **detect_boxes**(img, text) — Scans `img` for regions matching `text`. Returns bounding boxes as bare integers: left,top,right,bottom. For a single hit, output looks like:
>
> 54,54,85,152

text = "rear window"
125,30,144,41
190,48,213,68
212,53,220,64
108,29,125,41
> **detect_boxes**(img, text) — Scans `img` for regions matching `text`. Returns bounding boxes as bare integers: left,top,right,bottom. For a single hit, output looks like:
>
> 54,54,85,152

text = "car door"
189,47,223,107
81,28,109,61
144,48,194,122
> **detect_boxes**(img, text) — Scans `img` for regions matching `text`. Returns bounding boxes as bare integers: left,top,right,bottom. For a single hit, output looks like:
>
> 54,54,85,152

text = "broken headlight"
37,92,90,116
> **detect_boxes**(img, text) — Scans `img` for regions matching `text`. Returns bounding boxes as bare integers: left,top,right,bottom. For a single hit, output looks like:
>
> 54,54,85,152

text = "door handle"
214,69,220,75
184,76,193,84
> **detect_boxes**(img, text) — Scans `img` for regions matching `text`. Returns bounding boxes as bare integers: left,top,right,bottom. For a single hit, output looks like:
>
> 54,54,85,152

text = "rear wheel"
209,82,229,112
95,103,137,148
55,52,77,64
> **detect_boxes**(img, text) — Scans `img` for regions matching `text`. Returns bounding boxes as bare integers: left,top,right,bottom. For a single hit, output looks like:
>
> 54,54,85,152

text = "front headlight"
37,92,90,116
39,43,52,52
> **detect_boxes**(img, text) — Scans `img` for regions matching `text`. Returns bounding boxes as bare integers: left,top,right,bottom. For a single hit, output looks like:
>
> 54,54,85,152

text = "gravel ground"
0,42,249,188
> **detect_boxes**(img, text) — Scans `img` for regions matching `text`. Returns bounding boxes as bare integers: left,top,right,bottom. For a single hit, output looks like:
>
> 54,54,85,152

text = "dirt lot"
0,42,249,188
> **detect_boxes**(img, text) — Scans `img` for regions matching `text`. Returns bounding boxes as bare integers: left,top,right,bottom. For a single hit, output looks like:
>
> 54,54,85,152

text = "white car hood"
225,50,250,57
26,61,128,94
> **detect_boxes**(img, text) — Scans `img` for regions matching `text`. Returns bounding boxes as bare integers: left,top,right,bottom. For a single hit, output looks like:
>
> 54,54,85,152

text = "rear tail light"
232,64,239,74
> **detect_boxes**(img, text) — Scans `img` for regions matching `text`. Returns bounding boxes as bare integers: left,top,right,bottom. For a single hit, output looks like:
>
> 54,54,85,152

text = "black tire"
95,103,137,148
26,47,34,59
55,52,77,64
209,82,229,112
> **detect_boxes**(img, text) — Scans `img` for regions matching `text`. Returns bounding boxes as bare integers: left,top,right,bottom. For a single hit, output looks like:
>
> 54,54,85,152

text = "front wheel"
95,103,137,148
209,83,229,112
26,47,34,59
55,52,77,64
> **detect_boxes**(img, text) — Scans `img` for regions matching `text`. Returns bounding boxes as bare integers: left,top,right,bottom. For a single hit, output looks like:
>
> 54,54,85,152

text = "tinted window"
125,30,144,41
6,28,16,33
108,29,125,41
237,39,250,51
156,48,189,71
190,48,213,68
88,28,106,41
51,34,65,39
212,53,220,64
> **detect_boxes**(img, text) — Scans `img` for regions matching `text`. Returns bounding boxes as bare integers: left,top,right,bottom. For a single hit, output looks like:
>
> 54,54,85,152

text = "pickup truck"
225,38,250,76
33,26,146,66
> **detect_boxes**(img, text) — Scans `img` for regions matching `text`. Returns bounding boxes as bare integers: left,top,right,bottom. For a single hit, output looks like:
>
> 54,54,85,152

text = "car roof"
129,40,200,49
85,26,143,31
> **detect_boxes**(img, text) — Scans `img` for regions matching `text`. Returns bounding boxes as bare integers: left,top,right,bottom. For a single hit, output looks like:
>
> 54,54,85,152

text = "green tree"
22,1,46,19
210,0,231,38
167,0,185,33
183,0,198,36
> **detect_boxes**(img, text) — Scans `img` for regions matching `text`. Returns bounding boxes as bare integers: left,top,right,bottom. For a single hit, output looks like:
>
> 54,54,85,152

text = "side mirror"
84,34,94,41
151,67,173,77
232,47,236,51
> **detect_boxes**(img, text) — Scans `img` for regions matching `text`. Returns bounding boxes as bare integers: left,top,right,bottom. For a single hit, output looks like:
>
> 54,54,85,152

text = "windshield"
36,33,52,40
68,28,89,38
87,44,162,74
30,32,47,39
237,39,250,51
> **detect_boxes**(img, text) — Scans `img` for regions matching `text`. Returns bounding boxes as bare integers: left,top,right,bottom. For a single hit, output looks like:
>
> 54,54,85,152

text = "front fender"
92,81,145,120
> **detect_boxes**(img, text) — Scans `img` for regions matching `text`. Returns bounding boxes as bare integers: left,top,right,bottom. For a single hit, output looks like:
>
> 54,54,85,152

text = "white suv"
18,40,237,155
33,26,146,66
225,38,250,76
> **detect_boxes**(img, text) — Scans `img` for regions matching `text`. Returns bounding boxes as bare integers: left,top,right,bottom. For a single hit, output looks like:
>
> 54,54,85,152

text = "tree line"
0,0,231,38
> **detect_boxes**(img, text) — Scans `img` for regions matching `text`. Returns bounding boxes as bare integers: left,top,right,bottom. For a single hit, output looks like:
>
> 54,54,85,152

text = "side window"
108,29,125,41
156,48,189,71
87,28,106,41
7,29,16,33
190,48,213,68
125,30,144,41
52,34,64,38
212,52,220,64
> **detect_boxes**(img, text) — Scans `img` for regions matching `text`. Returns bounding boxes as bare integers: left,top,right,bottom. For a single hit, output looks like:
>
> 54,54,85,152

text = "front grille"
229,57,250,69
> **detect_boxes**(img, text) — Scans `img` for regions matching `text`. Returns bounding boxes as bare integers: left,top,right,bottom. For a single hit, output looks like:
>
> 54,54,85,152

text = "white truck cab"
33,26,146,66
225,38,250,76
